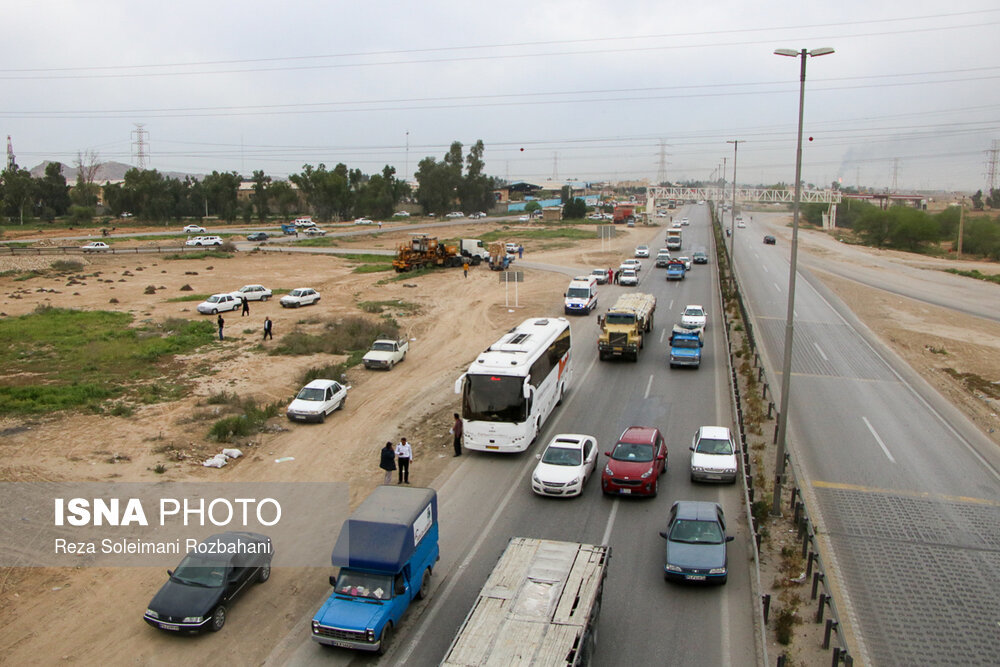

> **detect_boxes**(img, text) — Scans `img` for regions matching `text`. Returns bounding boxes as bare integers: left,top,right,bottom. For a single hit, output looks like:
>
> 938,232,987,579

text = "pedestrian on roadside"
613,269,621,284
263,316,273,340
378,221,383,230
241,296,250,316
395,437,412,484
463,261,469,278
518,245,523,259
217,314,224,340
607,267,613,284
451,413,463,456
379,442,396,485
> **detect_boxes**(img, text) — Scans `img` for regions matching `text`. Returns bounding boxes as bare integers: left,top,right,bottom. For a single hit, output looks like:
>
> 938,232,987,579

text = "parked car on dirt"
658,501,733,584
280,288,320,308
287,379,347,422
230,284,272,302
80,241,110,252
591,268,609,284
197,293,241,314
143,532,272,633
183,225,206,234
531,434,599,498
446,211,465,218
393,211,410,217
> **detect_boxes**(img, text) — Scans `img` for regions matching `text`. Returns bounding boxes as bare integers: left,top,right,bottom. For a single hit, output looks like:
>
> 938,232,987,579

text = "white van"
564,275,599,315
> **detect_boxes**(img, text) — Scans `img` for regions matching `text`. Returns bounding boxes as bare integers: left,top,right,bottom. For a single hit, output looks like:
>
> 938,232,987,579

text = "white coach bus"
454,317,573,453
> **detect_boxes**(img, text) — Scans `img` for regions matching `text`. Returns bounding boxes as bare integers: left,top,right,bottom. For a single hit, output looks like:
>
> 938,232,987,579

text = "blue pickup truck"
311,486,439,655
665,260,686,281
669,325,703,368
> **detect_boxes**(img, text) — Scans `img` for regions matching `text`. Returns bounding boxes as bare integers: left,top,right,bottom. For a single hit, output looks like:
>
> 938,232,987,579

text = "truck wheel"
415,567,432,600
376,623,392,656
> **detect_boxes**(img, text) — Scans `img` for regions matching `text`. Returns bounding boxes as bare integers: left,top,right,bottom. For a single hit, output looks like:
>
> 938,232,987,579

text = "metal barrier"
710,204,854,666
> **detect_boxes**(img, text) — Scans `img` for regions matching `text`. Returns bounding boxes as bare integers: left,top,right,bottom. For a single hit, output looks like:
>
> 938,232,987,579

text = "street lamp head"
774,48,799,57
774,47,835,58
809,47,835,57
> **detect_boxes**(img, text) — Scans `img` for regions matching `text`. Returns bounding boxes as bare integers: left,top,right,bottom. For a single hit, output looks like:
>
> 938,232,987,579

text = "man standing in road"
241,296,250,317
451,413,463,457
379,442,396,485
607,267,613,284
217,314,224,340
263,316,273,340
518,245,523,259
463,261,469,278
395,437,412,484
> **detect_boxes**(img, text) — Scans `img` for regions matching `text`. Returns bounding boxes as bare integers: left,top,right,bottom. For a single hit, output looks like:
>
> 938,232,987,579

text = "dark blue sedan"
659,501,733,584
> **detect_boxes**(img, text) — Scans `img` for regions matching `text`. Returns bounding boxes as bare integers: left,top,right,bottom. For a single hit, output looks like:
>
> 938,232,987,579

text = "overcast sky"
3,1,999,192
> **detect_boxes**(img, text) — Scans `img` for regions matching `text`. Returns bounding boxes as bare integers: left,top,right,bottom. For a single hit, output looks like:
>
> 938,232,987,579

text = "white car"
681,217,690,225
185,236,223,247
677,256,692,270
737,220,746,228
286,379,348,423
280,287,320,308
635,245,650,258
196,293,241,314
304,226,326,236
445,211,465,218
80,241,110,252
183,225,207,234
681,304,707,331
620,258,642,273
353,217,374,225
518,215,530,222
294,217,316,228
690,426,739,483
530,434,599,497
393,211,410,217
505,242,520,255
619,269,639,286
230,284,272,302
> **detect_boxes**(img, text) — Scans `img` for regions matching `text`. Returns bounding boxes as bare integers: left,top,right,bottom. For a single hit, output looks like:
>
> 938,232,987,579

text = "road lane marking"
601,498,619,546
862,416,896,463
669,299,674,310
762,265,768,273
813,342,828,361
773,282,781,292
644,374,654,399
812,480,1000,506
660,328,666,344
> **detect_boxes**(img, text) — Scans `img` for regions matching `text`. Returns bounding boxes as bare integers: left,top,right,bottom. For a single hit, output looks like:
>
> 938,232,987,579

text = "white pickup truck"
362,338,409,370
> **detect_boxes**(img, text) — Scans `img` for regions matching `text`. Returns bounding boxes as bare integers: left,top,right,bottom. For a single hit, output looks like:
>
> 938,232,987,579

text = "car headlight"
145,608,159,619
709,567,727,575
723,467,737,474
568,477,580,486
366,628,376,642
312,620,320,633
604,465,613,476
665,564,682,572
182,616,203,623
532,473,540,484
641,467,654,479
691,465,709,473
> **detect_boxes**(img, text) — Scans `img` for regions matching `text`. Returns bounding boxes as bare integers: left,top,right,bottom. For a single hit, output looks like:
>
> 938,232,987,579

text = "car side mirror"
167,569,173,577
699,341,704,347
329,575,337,587
604,451,611,457
535,453,542,460
656,455,665,461
726,536,734,542
658,532,668,540
689,446,694,451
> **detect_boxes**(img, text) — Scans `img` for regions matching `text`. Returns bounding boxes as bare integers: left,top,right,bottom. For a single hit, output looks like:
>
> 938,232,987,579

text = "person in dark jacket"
379,442,396,485
217,314,224,340
451,413,463,456
241,296,250,316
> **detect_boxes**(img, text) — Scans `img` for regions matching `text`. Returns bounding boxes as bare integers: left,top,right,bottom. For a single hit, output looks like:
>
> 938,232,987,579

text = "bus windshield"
463,374,527,423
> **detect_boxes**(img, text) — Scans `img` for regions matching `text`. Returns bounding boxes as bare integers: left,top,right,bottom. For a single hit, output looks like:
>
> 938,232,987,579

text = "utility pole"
721,157,727,220
657,139,669,185
727,140,744,282
131,124,149,170
957,198,966,257
405,130,410,182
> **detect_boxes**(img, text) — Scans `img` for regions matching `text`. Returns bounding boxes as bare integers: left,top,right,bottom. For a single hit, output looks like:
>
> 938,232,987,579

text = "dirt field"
1,216,997,664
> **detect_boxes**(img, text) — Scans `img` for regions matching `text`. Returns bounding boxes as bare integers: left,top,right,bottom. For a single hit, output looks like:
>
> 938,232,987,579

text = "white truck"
361,337,409,370
441,537,609,667
666,228,682,251
460,239,489,265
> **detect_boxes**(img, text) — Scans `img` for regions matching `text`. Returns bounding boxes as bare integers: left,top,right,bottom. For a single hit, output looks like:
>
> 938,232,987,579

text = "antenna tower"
5,135,15,170
131,124,149,170
985,140,999,192
656,140,668,184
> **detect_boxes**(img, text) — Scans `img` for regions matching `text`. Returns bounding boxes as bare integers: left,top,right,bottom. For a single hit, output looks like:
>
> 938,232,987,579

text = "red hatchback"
601,426,668,497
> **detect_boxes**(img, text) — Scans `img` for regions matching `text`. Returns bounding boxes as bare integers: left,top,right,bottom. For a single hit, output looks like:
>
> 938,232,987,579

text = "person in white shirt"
395,438,413,484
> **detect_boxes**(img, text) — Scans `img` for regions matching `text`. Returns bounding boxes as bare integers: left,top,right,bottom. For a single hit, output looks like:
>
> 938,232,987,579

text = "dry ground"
1,217,997,665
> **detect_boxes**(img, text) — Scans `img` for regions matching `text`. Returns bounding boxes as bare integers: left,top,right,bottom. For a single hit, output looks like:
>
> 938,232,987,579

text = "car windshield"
335,570,393,600
290,290,306,297
673,338,700,349
696,438,733,455
567,287,591,299
206,295,223,303
463,374,527,423
611,442,654,462
171,554,228,588
592,270,605,277
372,342,395,351
684,308,704,317
296,387,327,401
669,519,724,544
542,446,582,466
605,313,636,326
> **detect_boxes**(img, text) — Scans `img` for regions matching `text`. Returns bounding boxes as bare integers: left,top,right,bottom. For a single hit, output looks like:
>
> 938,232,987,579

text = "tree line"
801,196,1000,260
0,140,500,225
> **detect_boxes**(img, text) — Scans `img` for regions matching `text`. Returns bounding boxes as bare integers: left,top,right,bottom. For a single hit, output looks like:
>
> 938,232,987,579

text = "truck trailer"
310,486,439,655
441,537,610,667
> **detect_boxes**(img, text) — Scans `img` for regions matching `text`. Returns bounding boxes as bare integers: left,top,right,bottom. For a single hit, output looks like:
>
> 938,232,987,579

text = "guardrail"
710,204,854,667
0,245,227,256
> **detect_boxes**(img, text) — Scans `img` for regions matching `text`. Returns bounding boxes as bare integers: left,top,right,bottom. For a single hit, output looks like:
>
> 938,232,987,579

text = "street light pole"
771,46,834,516
727,139,743,283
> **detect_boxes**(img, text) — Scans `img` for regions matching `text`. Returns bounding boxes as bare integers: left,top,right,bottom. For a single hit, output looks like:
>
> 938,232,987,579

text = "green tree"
268,180,298,219
853,208,891,247
886,206,939,252
251,170,271,221
290,164,349,222
962,217,1000,259
35,162,72,221
524,201,541,214
201,171,242,222
2,167,36,224
971,190,984,210
564,198,587,219
987,188,1000,209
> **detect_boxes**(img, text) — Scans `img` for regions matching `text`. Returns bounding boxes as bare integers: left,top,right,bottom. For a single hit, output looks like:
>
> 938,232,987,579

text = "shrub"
51,260,84,273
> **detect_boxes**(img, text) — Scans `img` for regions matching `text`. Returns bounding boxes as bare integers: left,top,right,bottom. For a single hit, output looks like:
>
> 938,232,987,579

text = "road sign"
499,271,523,283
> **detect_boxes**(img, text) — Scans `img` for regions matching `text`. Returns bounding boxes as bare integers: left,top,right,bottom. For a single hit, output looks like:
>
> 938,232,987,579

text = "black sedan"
763,235,776,245
659,501,733,584
144,532,272,633
247,231,269,241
